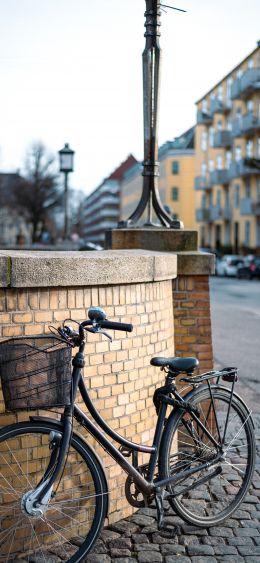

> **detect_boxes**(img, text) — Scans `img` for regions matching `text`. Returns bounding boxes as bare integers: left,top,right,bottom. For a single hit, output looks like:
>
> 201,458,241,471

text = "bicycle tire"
159,385,255,527
0,420,108,562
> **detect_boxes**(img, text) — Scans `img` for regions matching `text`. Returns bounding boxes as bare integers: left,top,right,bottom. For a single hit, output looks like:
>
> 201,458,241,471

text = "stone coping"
0,249,214,288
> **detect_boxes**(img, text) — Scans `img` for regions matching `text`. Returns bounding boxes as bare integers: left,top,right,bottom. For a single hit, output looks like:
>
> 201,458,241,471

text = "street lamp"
58,143,75,240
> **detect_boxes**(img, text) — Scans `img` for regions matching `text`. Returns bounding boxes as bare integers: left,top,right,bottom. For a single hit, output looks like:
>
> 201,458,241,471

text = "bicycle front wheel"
159,386,255,527
0,420,108,562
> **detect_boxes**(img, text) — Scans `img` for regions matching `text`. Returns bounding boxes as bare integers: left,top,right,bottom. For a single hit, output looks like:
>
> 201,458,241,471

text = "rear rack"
180,367,238,385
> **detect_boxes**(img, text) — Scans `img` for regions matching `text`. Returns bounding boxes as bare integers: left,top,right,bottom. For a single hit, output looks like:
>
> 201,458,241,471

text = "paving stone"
254,537,260,545
160,543,186,555
213,545,238,555
165,558,191,563
130,515,155,527
101,530,121,543
151,532,178,545
209,526,234,537
91,539,108,554
190,558,217,563
108,521,139,535
241,518,260,528
138,507,158,518
237,545,260,556
228,537,254,546
85,555,111,563
180,535,200,546
108,538,132,550
137,551,162,562
181,525,208,536
135,544,160,552
203,536,225,545
187,544,214,556
234,527,260,537
110,548,132,557
132,534,150,544
112,559,137,563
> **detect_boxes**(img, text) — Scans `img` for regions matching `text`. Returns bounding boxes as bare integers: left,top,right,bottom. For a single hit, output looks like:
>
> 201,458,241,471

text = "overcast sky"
0,0,259,194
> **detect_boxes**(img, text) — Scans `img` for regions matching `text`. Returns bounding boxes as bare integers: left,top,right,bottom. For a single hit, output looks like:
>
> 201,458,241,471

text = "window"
258,138,260,158
216,190,221,207
247,99,253,113
226,151,232,169
227,78,233,101
209,127,214,147
245,221,251,246
246,140,253,158
218,85,223,101
202,99,208,112
217,120,223,131
209,159,214,172
216,155,223,170
201,131,207,151
245,181,251,199
257,179,260,201
171,187,179,201
235,184,240,208
235,145,242,161
201,162,207,176
172,213,179,221
172,161,179,175
248,59,254,69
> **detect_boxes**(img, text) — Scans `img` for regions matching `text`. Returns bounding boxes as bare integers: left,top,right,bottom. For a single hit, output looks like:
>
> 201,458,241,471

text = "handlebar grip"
100,320,133,333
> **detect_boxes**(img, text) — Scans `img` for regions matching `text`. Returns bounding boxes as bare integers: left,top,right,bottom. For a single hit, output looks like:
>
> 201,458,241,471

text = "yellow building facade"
195,41,260,253
120,128,196,229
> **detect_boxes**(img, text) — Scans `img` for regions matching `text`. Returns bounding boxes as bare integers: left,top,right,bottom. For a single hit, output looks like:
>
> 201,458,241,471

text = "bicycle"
0,306,255,562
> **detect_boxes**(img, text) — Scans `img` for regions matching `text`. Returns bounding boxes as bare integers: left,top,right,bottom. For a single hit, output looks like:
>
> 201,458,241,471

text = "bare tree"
14,142,62,243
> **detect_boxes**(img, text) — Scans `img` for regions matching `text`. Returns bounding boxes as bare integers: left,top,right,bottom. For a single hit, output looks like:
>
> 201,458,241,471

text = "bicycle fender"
159,383,254,454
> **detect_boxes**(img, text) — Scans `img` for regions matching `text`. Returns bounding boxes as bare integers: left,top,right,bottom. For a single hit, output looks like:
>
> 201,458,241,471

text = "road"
210,275,260,408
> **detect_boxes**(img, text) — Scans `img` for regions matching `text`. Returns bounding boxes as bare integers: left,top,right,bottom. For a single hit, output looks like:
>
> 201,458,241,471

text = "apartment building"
120,127,196,229
195,41,260,253
83,155,137,246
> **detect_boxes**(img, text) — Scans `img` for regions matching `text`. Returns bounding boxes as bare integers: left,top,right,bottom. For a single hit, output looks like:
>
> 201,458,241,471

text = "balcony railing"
231,118,242,137
209,205,222,221
196,208,210,222
194,176,211,190
210,97,232,114
197,109,213,125
231,68,260,99
210,169,229,185
222,206,232,220
213,130,232,148
240,198,253,215
241,112,260,135
229,159,260,178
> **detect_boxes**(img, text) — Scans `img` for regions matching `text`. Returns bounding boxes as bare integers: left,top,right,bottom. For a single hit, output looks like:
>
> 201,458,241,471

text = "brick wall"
0,280,175,522
172,275,213,374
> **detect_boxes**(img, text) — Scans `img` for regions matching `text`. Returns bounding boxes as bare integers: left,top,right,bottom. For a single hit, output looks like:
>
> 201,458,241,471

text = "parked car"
237,257,260,280
216,255,245,277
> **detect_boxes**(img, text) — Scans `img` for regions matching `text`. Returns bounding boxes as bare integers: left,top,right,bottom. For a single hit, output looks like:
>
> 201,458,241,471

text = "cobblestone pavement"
85,410,260,563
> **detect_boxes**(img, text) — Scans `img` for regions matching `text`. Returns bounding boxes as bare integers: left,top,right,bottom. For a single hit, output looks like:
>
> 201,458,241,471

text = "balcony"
197,109,213,125
229,159,260,179
241,112,260,135
210,97,232,114
222,206,232,220
252,201,260,215
209,205,222,221
196,208,210,222
210,169,229,185
231,118,242,137
213,130,232,148
194,176,211,190
231,68,260,99
240,198,253,215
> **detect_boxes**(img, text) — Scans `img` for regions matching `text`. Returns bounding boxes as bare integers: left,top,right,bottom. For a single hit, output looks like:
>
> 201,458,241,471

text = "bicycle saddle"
150,356,199,374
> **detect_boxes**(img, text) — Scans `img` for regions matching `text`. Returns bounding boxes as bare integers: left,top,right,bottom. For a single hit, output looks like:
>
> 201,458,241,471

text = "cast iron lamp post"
58,143,75,240
119,0,183,229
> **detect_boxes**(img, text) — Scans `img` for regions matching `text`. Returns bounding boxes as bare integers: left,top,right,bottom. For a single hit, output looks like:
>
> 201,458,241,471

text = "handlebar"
81,319,133,333
57,307,133,347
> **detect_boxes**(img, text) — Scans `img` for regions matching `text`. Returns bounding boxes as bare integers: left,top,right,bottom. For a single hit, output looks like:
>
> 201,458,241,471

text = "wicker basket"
0,336,72,411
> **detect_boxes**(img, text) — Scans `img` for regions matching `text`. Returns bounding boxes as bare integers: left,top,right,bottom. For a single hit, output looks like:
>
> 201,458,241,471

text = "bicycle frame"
70,371,224,496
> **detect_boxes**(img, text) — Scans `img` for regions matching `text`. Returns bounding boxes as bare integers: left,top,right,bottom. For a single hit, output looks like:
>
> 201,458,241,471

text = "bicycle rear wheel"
159,386,255,526
0,420,108,562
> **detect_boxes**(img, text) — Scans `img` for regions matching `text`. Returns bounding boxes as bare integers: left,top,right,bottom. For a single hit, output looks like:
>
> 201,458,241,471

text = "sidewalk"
86,386,260,563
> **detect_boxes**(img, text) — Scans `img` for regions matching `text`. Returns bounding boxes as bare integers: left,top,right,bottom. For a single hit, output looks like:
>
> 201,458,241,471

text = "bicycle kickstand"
155,487,165,530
